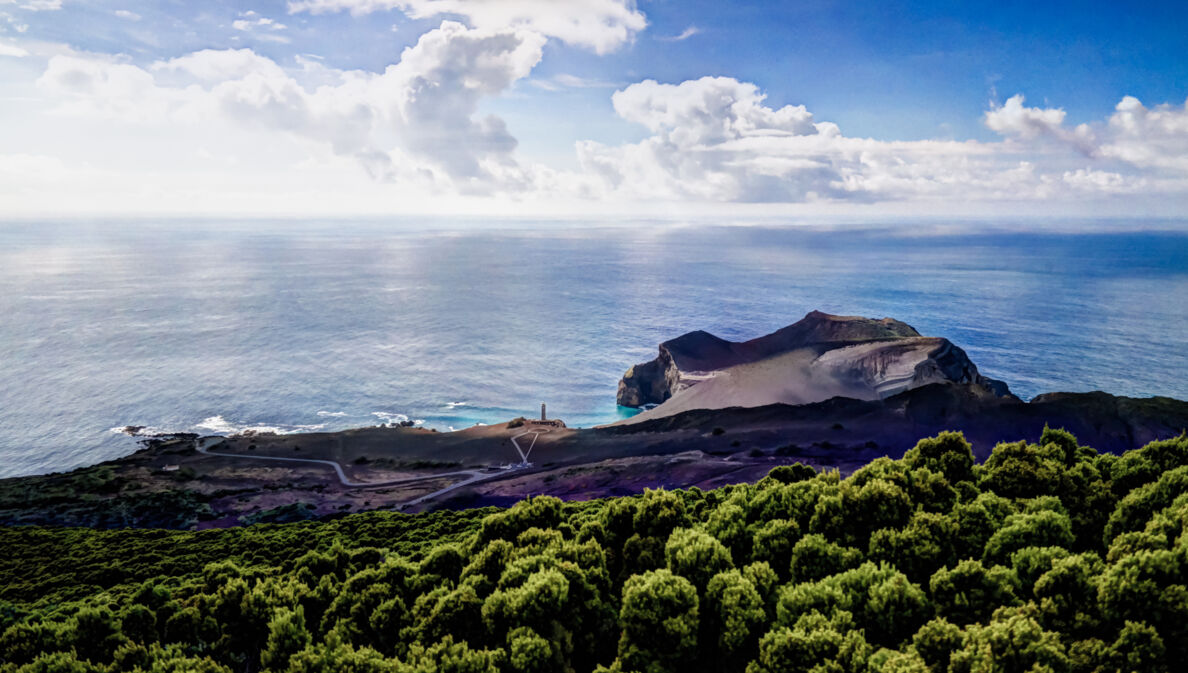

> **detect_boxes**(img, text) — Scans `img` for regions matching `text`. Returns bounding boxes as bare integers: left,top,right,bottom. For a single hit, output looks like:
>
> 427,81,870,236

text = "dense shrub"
2,430,1188,672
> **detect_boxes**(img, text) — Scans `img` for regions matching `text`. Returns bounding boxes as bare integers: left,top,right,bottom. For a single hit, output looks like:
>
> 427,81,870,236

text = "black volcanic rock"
604,381,1188,458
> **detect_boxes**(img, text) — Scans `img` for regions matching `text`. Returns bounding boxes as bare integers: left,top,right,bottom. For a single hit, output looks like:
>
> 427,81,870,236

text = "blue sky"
1,0,1186,216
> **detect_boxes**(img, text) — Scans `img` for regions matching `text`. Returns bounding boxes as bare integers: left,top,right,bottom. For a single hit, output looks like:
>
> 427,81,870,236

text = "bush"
3,431,1188,671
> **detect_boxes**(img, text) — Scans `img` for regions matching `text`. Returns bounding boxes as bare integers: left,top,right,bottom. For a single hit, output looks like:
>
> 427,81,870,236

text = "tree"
1098,549,1188,658
418,584,484,647
1104,466,1188,544
1108,435,1188,497
7,651,105,673
0,621,64,666
1039,425,1082,466
474,496,563,547
867,572,930,647
284,637,400,673
979,440,1065,501
948,611,1069,673
789,534,863,583
506,627,551,673
398,636,505,673
948,492,1015,561
704,570,765,672
68,606,126,664
982,510,1075,566
910,618,963,673
1032,554,1103,636
615,569,699,673
746,611,870,673
902,431,976,485
778,563,928,649
119,604,157,645
261,607,311,671
704,501,749,565
839,478,914,547
1109,621,1168,673
764,464,816,485
1008,546,1071,598
665,528,734,595
929,560,1019,625
868,511,957,584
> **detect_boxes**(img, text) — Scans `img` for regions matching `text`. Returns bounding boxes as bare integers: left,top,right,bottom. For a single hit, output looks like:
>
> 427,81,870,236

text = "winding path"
195,436,495,493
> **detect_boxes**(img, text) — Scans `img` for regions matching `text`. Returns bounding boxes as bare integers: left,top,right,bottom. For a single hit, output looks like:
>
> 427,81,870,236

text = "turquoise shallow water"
1,219,1186,478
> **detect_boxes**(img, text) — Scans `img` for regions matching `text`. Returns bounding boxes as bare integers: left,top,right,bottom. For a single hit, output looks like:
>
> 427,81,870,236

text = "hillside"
3,429,1187,672
616,311,1012,424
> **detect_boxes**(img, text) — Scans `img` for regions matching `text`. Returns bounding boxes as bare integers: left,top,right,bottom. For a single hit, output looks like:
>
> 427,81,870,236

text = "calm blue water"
1,219,1186,478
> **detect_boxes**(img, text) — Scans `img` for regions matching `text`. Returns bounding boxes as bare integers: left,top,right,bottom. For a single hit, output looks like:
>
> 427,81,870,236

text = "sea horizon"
2,217,1187,479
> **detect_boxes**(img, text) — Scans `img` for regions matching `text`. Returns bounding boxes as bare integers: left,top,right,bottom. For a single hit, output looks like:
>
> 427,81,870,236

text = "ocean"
2,218,1186,478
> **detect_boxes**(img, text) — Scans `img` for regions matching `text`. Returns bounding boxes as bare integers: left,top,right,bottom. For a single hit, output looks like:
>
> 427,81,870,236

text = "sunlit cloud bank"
0,0,1185,217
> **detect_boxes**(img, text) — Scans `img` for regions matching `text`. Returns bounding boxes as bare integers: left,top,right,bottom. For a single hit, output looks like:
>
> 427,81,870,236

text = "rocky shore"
2,310,1186,529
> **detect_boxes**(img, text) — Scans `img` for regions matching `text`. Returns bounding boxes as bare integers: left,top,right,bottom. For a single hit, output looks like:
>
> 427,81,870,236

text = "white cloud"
9,22,1188,216
1100,96,1188,173
1,11,29,31
231,13,290,43
0,152,65,179
1,0,61,10
114,9,139,20
577,77,1188,205
152,48,286,83
286,0,647,54
528,72,618,91
984,94,1096,154
612,77,818,145
0,40,26,56
233,16,287,31
657,25,699,42
36,21,545,192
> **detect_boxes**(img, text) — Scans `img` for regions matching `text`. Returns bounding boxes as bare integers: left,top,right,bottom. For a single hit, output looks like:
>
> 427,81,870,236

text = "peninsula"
2,311,1186,529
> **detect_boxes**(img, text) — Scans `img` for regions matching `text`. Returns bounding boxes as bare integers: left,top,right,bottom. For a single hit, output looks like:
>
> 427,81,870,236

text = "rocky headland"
617,310,1011,423
3,310,1187,529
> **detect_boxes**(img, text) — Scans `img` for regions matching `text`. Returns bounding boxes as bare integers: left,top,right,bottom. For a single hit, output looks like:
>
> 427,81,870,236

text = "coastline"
4,383,1187,529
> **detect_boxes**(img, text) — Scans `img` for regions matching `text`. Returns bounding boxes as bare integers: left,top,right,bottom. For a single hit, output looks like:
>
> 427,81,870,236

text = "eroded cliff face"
617,345,682,407
616,311,1013,420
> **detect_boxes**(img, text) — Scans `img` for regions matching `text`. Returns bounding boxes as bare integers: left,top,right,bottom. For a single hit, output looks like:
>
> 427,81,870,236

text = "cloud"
1,0,61,10
1099,96,1188,173
576,77,1188,204
231,12,291,43
36,21,546,192
113,9,139,20
612,77,818,144
657,25,699,41
1,11,29,32
528,73,618,91
984,94,1096,154
233,16,287,32
0,40,26,57
286,0,647,53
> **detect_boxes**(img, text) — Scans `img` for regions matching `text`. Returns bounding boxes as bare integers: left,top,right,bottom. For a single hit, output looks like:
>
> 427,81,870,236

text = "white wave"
371,411,410,425
316,410,349,417
194,415,325,436
444,401,468,409
109,424,174,437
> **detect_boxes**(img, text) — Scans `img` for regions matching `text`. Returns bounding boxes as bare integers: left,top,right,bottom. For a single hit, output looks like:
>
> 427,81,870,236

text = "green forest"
3,428,1188,673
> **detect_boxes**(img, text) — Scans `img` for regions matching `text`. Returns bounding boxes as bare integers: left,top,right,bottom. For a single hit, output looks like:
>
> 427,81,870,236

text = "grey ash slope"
617,311,1011,423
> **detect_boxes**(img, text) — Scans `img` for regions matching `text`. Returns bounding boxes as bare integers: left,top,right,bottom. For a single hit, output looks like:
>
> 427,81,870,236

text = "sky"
1,0,1186,217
